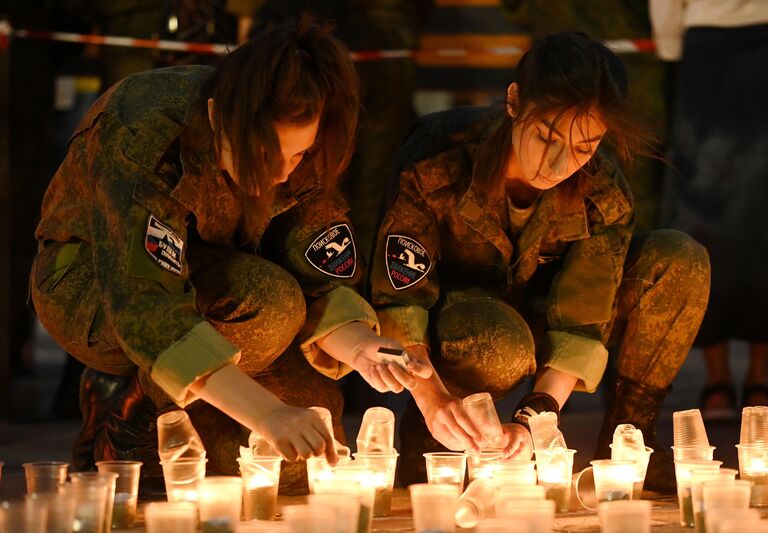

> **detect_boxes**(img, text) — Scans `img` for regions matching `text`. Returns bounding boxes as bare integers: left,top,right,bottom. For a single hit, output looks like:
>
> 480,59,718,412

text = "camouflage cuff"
511,392,561,432
541,331,609,393
376,305,430,349
151,321,241,407
300,286,379,380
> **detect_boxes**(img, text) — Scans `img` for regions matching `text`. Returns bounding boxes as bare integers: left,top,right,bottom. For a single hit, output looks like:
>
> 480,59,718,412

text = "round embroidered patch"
304,223,356,278
385,234,431,290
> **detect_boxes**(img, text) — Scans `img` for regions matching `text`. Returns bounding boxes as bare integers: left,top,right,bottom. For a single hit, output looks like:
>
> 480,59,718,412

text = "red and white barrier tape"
0,20,655,58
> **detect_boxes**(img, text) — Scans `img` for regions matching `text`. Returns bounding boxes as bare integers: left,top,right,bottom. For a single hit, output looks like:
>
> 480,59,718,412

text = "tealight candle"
534,449,576,513
198,477,242,533
238,457,281,521
353,452,398,517
736,444,768,507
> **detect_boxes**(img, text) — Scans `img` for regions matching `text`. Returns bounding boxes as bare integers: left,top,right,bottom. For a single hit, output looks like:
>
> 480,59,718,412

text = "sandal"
700,383,737,422
742,384,768,408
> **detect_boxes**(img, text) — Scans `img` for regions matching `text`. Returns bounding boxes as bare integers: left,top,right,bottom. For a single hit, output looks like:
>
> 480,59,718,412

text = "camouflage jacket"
35,66,375,405
370,107,635,391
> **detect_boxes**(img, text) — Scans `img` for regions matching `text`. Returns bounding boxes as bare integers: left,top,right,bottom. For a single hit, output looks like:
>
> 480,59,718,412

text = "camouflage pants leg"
609,230,711,388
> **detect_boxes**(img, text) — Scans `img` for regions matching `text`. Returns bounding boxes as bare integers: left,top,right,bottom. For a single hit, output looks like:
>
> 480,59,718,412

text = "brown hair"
480,32,655,197
203,16,359,195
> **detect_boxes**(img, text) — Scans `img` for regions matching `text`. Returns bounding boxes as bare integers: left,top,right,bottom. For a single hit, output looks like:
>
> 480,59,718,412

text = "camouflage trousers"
430,229,710,397
31,242,345,494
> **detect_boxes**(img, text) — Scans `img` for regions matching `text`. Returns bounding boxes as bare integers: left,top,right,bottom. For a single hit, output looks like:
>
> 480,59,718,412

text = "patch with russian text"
144,215,184,275
304,223,356,278
386,235,431,290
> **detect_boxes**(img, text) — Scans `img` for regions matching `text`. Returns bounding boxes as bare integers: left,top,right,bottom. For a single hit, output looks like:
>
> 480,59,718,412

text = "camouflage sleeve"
85,113,240,406
264,186,377,378
369,165,441,348
541,158,635,392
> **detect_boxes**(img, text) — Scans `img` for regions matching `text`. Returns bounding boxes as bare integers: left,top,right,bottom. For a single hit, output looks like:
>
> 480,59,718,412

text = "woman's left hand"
500,422,534,460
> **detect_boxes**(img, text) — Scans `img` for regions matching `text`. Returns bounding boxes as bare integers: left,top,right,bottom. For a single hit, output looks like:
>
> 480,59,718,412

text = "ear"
506,82,520,118
206,98,215,130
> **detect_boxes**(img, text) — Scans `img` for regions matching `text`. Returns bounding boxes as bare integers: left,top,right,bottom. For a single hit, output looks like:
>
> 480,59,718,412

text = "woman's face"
207,98,319,186
508,104,607,190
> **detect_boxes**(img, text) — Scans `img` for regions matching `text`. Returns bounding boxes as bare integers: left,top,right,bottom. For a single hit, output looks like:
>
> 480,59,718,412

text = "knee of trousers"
197,254,307,363
433,297,536,396
642,229,711,300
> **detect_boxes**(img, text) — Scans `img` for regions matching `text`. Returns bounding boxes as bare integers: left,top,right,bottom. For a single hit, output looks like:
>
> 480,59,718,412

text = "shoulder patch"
304,223,356,278
385,235,432,290
145,214,184,275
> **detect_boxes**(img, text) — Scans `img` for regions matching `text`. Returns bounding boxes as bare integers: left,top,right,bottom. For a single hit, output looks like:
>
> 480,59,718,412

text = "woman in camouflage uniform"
30,19,427,494
370,32,710,491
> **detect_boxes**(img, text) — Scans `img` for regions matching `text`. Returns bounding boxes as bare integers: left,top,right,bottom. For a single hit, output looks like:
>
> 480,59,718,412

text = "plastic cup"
316,467,375,533
161,457,207,504
707,508,762,533
238,456,282,521
597,500,651,533
144,501,197,533
689,468,737,533
495,498,555,532
423,452,467,489
674,459,722,527
306,455,352,494
309,406,350,458
703,480,754,533
528,412,565,451
492,460,537,487
356,407,395,454
408,483,460,533
0,499,47,533
307,493,360,533
534,448,576,513
352,452,398,516
26,489,77,533
740,406,768,445
69,478,109,533
672,445,716,462
454,478,495,528
96,460,142,528
70,471,118,533
610,444,653,498
22,462,69,494
198,476,242,533
575,459,635,511
736,443,768,506
462,393,504,449
495,483,546,512
467,450,504,481
474,519,516,533
283,504,338,533
157,410,206,462
718,518,768,533
673,409,710,447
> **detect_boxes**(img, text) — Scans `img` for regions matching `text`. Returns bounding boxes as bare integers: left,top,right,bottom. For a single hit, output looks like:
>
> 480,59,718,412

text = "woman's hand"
500,422,534,460
420,393,482,452
258,403,339,464
351,336,432,393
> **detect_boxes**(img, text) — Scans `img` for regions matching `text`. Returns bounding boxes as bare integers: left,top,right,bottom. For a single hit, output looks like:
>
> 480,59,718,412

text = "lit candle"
198,477,242,533
432,466,462,485
242,472,278,521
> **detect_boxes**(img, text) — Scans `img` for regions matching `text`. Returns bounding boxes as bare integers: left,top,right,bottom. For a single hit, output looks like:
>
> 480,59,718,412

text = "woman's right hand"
259,403,338,464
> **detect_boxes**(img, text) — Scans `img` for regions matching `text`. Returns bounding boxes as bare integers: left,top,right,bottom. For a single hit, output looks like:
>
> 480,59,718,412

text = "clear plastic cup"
238,456,282,521
0,499,47,533
597,500,651,533
69,478,110,533
157,410,206,461
495,483,546,512
309,406,350,457
467,450,504,481
474,519,514,533
423,452,467,489
709,509,763,533
26,489,77,533
96,460,142,528
735,443,768,506
703,480,754,533
610,444,653,498
718,518,768,533
492,460,537,486
454,478,495,528
305,455,352,494
673,409,710,448
144,501,197,533
198,476,242,532
672,445,716,462
674,459,722,527
462,393,504,449
496,498,556,533
408,483,460,533
70,471,118,533
534,448,576,513
575,459,635,511
307,493,360,533
283,504,338,533
316,467,375,533
356,407,395,454
22,462,69,494
528,412,566,451
352,452,398,516
161,457,207,504
690,468,738,533
740,406,768,445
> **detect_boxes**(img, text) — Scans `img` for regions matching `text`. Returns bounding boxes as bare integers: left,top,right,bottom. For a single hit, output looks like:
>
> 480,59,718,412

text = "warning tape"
0,20,655,59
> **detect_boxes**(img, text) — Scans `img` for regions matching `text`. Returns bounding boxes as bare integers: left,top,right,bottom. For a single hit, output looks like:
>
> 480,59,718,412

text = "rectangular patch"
145,214,184,275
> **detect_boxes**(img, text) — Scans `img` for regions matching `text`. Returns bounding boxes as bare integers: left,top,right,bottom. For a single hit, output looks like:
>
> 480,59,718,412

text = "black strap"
511,391,560,432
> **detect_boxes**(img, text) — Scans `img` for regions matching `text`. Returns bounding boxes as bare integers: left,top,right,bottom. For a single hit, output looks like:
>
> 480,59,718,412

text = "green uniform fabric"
370,107,710,394
31,66,377,408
